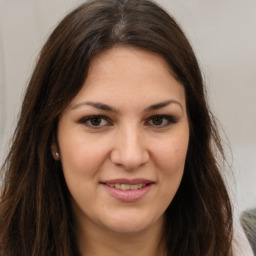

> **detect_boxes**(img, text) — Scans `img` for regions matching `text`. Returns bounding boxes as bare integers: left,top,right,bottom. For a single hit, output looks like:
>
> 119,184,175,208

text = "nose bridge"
110,122,149,170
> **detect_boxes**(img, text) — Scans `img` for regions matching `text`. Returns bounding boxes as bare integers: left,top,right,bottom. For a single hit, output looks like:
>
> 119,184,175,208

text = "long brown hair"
0,0,233,255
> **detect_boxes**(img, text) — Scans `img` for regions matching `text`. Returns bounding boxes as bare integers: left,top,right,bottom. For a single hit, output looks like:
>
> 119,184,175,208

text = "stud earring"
55,152,59,159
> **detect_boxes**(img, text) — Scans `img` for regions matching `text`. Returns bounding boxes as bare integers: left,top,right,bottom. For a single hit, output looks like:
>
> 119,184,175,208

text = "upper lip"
101,178,154,185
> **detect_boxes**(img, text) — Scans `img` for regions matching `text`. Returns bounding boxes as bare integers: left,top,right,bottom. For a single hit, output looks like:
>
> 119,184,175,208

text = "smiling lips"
106,183,146,190
101,179,154,202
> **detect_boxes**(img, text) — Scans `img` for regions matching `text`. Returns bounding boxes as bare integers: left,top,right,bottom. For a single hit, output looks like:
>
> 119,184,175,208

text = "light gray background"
0,0,255,214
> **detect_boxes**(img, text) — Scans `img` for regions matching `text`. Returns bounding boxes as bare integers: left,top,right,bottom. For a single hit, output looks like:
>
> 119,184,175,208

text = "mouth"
100,179,154,201
102,183,147,190
101,178,154,190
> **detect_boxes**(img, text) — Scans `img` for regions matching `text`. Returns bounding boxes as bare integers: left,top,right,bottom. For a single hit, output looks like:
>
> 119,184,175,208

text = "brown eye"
151,116,164,126
90,117,102,126
79,116,110,128
147,115,177,128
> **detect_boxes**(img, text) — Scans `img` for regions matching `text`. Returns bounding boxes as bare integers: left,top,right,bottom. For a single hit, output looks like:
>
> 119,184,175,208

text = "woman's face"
57,46,189,235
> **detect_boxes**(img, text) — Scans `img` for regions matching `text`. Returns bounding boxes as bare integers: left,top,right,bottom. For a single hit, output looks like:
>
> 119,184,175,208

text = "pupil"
152,117,163,125
91,117,101,126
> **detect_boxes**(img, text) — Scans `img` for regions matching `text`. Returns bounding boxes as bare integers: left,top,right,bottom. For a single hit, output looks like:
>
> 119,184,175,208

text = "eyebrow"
144,100,183,112
71,101,118,112
71,100,183,113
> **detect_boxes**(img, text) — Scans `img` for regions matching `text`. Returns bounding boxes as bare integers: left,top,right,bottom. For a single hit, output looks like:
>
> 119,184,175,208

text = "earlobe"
51,144,60,160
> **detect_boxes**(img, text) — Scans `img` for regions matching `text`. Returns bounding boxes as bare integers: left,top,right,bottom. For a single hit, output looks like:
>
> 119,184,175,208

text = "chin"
100,211,163,235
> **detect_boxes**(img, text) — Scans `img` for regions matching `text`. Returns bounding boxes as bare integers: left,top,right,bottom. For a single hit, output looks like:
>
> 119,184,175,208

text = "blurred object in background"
241,208,256,255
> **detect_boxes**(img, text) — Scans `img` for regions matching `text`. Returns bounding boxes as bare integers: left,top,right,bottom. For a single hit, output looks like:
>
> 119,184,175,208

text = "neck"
76,218,166,256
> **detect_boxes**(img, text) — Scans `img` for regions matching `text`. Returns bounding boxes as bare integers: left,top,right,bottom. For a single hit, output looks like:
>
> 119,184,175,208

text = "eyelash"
145,115,178,127
78,115,178,129
78,115,112,128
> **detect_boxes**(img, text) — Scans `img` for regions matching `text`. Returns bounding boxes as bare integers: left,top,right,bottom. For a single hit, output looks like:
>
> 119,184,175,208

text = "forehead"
88,46,174,83
69,46,186,110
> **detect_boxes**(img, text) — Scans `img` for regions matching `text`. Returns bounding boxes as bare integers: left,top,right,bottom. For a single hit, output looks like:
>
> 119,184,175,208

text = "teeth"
121,184,130,190
115,184,121,189
106,183,146,190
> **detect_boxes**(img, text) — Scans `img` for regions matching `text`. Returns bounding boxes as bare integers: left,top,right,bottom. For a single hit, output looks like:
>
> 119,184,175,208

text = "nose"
110,125,149,171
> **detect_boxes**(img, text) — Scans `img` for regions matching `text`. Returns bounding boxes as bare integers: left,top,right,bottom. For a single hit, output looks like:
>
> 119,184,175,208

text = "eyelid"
145,115,178,127
78,114,178,129
78,115,112,128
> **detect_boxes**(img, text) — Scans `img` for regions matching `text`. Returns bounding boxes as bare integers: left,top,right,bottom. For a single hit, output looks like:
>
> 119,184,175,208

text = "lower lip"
102,184,153,202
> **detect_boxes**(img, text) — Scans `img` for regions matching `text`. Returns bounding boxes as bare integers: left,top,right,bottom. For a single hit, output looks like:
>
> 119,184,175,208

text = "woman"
0,0,234,255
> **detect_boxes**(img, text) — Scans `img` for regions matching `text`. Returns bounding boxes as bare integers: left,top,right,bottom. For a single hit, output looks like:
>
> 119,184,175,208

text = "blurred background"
0,0,255,214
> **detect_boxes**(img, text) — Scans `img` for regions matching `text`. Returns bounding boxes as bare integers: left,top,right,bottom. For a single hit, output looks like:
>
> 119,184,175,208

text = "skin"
56,46,190,256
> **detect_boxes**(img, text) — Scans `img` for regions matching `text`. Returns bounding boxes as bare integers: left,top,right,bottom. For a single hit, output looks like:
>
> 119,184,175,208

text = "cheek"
161,144,188,201
156,137,188,171
58,137,104,205
57,119,115,198
154,136,189,194
60,138,107,178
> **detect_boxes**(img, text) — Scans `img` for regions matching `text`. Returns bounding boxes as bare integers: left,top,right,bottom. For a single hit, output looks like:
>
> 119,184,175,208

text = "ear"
51,143,60,160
